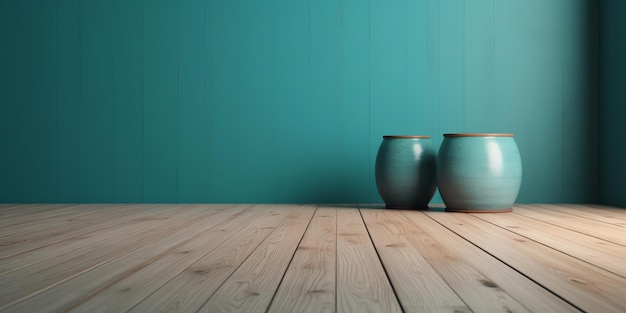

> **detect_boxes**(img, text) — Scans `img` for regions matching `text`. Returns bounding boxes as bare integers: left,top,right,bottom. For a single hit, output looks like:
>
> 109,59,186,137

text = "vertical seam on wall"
177,0,181,203
338,0,343,160
368,0,372,203
236,0,241,201
405,0,408,133
56,3,60,201
595,2,601,202
492,0,495,125
112,0,117,201
140,0,144,202
560,9,565,202
462,0,466,132
77,0,81,202
437,0,440,135
203,0,207,202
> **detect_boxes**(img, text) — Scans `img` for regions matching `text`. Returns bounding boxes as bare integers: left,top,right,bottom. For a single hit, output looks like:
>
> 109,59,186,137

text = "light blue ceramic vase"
437,134,522,212
375,136,437,209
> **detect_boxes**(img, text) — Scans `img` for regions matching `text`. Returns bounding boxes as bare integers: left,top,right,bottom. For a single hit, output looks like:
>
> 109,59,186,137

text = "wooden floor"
1,204,626,312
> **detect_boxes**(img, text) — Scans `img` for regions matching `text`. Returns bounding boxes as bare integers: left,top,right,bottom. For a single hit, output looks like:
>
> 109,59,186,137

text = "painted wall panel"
143,0,179,202
406,0,439,139
178,0,206,202
438,0,464,135
337,0,371,203
205,0,240,202
0,0,601,204
2,1,59,202
237,0,281,202
464,0,494,133
0,1,8,200
276,0,341,202
57,0,80,202
78,0,115,202
562,1,599,203
600,0,626,207
36,0,59,202
1,1,34,202
113,0,143,202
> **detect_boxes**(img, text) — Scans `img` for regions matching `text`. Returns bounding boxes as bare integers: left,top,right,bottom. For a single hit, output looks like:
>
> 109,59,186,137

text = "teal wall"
600,0,626,207
0,0,599,204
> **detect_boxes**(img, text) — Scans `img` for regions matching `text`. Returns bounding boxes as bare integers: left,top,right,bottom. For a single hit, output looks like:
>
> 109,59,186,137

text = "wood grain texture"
0,204,242,309
514,204,626,246
197,205,316,313
336,207,402,313
360,209,471,313
0,204,71,224
540,204,626,227
267,206,336,313
0,205,227,274
407,211,579,313
3,204,626,313
6,205,262,313
427,211,626,312
474,209,626,278
0,204,174,259
0,204,151,248
128,204,295,313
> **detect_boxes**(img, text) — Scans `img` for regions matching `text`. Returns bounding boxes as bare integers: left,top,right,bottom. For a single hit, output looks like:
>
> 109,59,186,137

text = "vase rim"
444,133,514,137
383,135,430,139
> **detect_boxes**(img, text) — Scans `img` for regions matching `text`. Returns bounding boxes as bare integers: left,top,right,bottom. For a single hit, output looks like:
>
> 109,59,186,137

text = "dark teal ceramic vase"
437,134,522,213
375,136,437,209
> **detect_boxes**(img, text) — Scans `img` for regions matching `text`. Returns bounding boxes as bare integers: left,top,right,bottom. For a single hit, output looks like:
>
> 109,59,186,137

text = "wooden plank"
0,204,247,308
514,204,626,246
426,211,626,312
0,204,71,223
267,206,336,313
475,209,626,278
587,203,626,211
0,204,27,211
0,204,97,230
540,204,626,227
0,203,174,239
0,204,140,241
336,207,402,313
3,204,274,313
126,204,297,313
0,204,186,264
360,209,472,312
407,211,579,313
197,205,316,312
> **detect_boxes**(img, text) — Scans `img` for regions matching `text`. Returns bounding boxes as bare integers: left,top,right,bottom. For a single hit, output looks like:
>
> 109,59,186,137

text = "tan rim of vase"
443,133,514,137
383,135,430,139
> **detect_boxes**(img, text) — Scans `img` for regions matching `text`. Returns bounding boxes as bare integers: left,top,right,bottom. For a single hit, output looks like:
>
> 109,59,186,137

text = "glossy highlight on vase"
437,133,522,212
